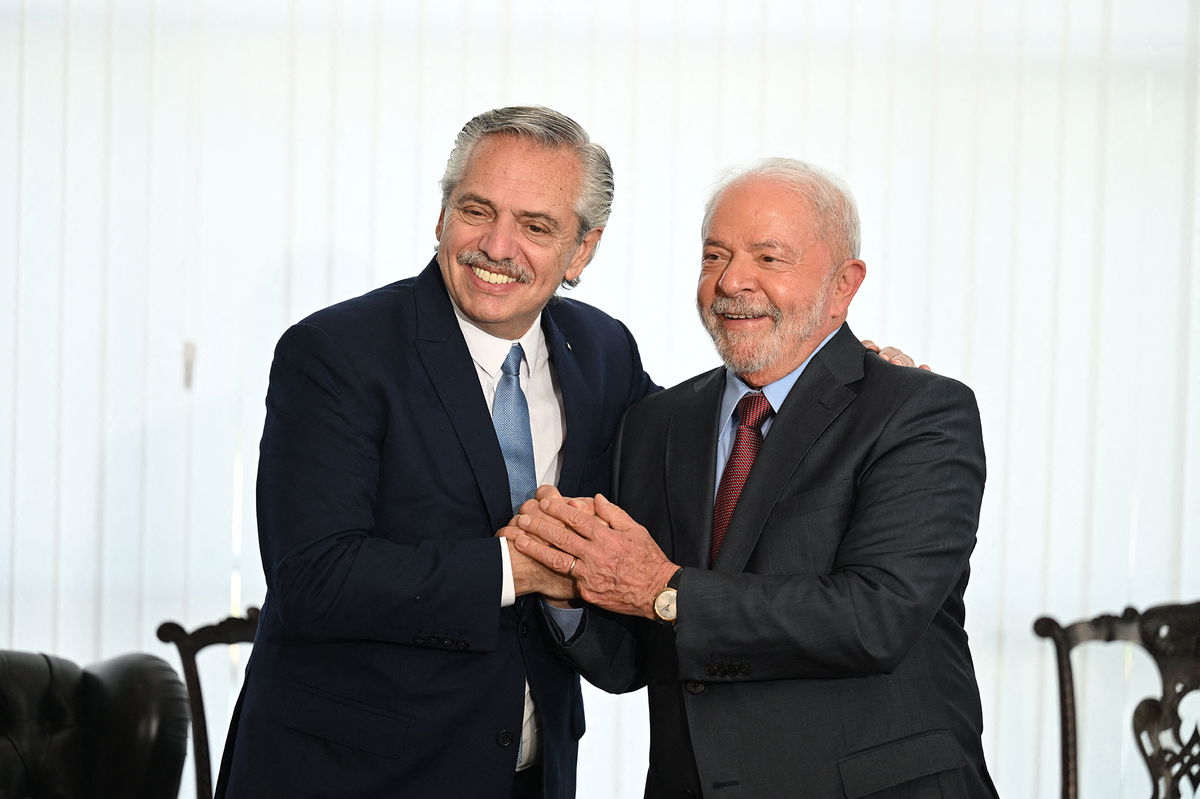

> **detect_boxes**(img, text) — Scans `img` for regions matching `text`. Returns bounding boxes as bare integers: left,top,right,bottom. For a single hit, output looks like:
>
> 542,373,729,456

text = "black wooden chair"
1034,602,1200,799
158,607,259,799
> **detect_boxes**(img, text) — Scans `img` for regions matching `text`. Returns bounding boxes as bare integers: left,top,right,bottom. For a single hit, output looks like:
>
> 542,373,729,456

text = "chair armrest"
84,653,190,799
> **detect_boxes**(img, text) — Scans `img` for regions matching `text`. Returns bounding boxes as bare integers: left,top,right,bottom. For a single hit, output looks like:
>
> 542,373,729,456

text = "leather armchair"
0,649,189,798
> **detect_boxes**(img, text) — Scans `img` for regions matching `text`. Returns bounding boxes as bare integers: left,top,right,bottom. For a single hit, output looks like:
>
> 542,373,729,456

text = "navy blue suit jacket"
217,261,653,798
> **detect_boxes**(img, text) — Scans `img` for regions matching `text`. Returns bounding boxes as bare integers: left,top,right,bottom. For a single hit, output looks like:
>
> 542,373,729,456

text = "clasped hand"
497,486,678,619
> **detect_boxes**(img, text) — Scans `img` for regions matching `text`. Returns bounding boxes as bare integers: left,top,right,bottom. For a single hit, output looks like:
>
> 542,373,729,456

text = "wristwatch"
653,567,684,624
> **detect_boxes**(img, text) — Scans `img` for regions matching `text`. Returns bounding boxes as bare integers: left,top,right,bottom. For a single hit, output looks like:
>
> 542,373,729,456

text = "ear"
435,208,446,240
829,259,866,318
564,227,604,284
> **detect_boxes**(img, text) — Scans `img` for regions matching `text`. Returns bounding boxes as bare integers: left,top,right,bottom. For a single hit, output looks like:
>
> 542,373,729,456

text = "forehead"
707,179,819,247
455,135,582,215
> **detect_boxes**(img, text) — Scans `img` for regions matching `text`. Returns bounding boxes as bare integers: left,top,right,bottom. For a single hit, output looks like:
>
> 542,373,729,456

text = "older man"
513,159,998,797
216,106,655,799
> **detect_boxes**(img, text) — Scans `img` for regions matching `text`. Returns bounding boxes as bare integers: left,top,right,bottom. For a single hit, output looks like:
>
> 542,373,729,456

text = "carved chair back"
157,607,260,799
1035,602,1200,799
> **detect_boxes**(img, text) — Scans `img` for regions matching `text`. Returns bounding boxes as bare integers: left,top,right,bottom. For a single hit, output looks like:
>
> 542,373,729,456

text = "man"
511,159,998,797
217,106,655,798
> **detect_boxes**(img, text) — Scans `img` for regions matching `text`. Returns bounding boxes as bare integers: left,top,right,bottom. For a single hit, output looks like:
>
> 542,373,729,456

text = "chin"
717,342,778,376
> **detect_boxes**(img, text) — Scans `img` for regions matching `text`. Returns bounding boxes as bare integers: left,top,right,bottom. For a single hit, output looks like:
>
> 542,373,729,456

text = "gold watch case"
653,587,678,623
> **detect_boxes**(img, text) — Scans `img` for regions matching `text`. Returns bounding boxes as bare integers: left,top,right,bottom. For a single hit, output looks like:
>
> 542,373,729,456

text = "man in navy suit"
216,106,655,798
512,160,997,797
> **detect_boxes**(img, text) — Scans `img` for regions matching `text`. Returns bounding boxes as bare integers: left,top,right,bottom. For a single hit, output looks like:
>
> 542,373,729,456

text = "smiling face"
697,178,865,387
435,134,602,340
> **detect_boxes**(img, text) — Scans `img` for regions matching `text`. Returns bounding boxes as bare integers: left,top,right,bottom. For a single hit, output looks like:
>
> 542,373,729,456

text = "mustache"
457,251,532,283
705,295,781,322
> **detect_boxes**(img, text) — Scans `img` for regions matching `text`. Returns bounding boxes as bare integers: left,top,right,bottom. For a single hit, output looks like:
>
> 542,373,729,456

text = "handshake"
497,485,680,620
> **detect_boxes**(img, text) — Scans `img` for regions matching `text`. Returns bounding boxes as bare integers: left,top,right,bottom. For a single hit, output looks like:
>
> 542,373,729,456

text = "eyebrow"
703,237,796,254
519,211,563,234
455,193,495,210
749,239,790,251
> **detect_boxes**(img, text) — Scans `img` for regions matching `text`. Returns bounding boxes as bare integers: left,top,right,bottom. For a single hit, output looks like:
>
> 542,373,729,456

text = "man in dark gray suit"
509,159,999,798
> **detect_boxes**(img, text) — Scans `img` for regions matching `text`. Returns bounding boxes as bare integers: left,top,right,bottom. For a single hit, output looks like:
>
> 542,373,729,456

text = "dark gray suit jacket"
561,324,998,798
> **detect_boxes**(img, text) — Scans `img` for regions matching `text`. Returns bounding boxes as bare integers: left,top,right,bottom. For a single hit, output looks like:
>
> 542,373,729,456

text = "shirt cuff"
543,602,583,640
500,538,516,608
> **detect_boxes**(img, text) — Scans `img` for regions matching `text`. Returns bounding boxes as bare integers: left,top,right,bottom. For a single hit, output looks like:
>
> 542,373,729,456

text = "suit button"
519,623,530,637
496,730,514,747
738,664,750,676
414,636,426,645
685,681,705,695
457,640,468,650
705,665,718,677
441,637,453,648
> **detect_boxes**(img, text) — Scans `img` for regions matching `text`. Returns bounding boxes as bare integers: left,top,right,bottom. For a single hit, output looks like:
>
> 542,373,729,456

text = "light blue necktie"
493,344,537,514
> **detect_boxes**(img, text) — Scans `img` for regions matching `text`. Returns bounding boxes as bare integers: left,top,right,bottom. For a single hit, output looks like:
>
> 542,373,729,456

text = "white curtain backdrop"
3,1,1198,797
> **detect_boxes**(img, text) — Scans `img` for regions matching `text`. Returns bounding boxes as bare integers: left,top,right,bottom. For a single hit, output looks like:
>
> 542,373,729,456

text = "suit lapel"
411,260,513,527
714,325,864,573
542,304,594,497
665,369,725,568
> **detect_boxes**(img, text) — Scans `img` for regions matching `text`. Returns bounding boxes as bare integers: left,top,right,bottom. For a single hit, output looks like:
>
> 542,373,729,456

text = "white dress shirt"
453,303,564,771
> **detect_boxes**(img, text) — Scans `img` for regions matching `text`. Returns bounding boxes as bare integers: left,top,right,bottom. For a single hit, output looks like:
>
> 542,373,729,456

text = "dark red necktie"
710,391,773,565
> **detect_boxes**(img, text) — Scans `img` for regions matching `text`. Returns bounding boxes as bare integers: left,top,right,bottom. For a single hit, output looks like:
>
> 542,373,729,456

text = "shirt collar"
718,326,841,424
450,300,548,379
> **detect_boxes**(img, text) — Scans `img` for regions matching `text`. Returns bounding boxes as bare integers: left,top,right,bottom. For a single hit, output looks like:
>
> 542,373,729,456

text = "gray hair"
440,106,614,287
702,158,861,264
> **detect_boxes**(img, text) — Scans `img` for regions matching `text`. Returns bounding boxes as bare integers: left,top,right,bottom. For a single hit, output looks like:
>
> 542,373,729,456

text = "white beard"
698,275,833,376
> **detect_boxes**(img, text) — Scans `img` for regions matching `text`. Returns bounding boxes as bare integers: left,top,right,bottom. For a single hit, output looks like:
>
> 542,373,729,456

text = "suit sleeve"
256,322,504,650
619,319,660,403
553,605,649,694
674,377,985,681
544,322,658,694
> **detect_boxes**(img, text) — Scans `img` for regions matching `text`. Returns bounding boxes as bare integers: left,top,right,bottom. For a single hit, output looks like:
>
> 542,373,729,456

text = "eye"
527,223,548,235
456,203,492,222
761,255,777,263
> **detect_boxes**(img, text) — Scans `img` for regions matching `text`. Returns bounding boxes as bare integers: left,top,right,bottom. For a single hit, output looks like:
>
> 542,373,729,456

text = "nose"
479,218,520,263
715,252,756,296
